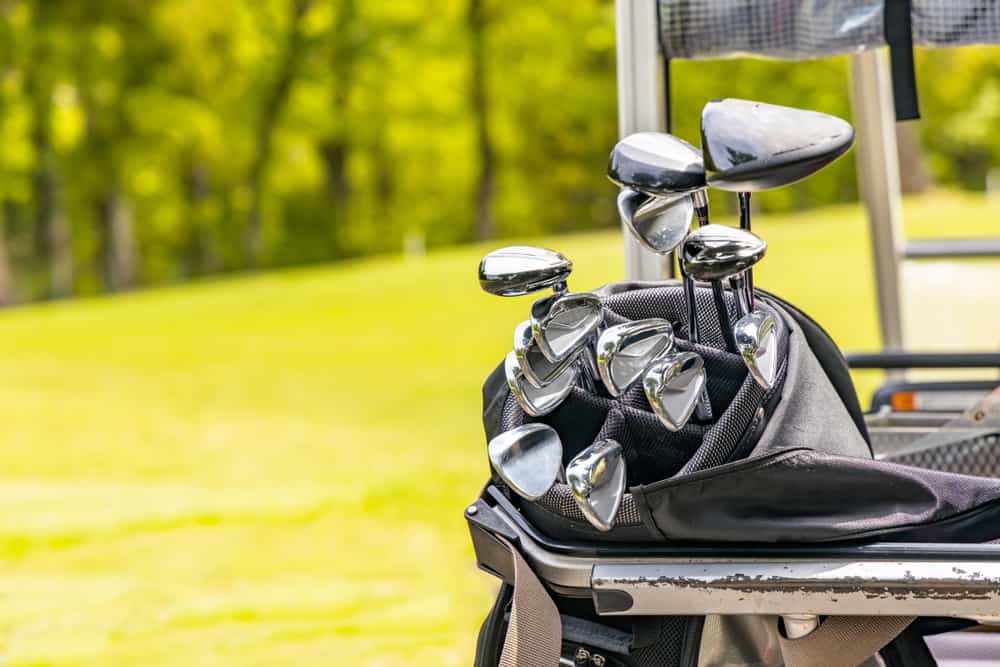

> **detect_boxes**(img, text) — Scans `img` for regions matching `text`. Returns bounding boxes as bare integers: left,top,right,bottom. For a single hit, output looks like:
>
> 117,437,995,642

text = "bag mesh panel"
630,617,692,667
888,433,1000,477
659,0,1000,61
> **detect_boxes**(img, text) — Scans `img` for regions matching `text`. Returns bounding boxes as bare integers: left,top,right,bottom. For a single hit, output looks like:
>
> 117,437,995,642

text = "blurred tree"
468,0,495,240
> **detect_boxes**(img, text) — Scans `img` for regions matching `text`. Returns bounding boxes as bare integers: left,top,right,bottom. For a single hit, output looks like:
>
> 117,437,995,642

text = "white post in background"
615,0,673,280
849,50,905,353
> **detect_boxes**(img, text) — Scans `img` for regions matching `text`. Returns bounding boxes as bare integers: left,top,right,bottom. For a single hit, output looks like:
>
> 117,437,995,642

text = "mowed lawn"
0,190,996,665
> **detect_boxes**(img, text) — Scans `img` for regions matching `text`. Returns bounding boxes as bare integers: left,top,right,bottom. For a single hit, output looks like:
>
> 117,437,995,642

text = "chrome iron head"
566,439,626,532
478,246,572,296
734,310,778,389
596,319,675,397
616,188,694,255
504,351,577,417
513,320,580,388
487,423,563,500
530,292,603,363
643,351,707,431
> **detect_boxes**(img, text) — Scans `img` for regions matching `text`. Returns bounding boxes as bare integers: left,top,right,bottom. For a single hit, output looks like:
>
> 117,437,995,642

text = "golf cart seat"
470,281,1000,667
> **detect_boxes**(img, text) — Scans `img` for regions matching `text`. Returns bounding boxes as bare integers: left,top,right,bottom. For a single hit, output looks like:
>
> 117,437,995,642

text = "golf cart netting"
659,1,1000,61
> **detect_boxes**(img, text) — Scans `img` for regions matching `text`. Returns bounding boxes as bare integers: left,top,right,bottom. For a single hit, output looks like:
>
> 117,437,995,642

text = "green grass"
0,189,997,665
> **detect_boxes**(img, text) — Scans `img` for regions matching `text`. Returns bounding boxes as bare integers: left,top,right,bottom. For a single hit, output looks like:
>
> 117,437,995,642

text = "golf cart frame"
469,3,1000,658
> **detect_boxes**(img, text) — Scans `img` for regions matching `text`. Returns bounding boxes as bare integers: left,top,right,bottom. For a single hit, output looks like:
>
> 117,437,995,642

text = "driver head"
479,246,572,296
701,98,854,192
680,224,767,282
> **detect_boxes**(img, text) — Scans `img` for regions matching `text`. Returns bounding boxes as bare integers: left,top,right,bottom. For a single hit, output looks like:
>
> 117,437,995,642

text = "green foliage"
0,1,999,301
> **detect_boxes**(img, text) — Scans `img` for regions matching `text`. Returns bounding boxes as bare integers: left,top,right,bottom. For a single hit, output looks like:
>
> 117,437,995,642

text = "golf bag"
468,281,1000,667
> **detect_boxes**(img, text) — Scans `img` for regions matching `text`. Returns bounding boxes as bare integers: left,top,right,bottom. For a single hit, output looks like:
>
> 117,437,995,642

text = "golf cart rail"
846,351,1000,370
468,485,1000,621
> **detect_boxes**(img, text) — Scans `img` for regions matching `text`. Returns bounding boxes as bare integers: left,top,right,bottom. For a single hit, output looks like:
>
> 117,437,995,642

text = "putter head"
680,224,767,282
566,439,626,532
701,98,855,192
530,292,603,362
608,132,706,195
616,188,694,255
643,351,706,431
596,319,675,396
479,246,572,296
734,310,778,389
505,351,577,417
488,423,563,501
513,320,579,387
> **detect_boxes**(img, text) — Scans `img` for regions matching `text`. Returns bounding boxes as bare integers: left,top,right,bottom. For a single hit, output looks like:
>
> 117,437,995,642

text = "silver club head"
596,319,675,397
616,188,694,255
680,224,767,282
488,423,563,501
566,439,626,532
607,132,706,195
530,292,602,363
643,351,706,431
734,310,778,389
478,246,572,296
504,351,576,417
513,320,579,388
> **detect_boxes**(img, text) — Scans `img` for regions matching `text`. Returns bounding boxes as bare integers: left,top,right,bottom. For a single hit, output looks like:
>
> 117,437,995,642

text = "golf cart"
466,3,1000,665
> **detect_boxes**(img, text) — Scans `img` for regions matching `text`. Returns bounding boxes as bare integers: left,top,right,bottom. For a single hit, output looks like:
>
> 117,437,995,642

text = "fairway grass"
0,189,996,665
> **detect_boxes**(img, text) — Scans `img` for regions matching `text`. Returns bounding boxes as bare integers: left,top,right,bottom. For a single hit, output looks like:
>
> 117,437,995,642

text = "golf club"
566,438,626,532
487,423,564,501
608,131,714,420
595,318,675,396
513,319,582,388
504,351,577,417
643,351,707,431
479,245,572,297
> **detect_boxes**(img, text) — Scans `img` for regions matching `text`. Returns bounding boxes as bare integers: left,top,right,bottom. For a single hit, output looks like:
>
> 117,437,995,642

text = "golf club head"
504,351,577,417
530,292,603,363
680,224,767,282
643,351,706,431
608,132,706,195
616,188,694,255
487,423,563,501
596,319,675,396
566,439,626,532
513,320,579,388
478,246,572,296
701,98,855,192
734,310,778,389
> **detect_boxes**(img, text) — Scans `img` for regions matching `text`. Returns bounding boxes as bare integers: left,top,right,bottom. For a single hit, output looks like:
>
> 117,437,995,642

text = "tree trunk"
468,0,495,241
319,0,357,209
100,185,138,291
0,202,15,306
32,109,74,299
896,122,931,195
185,160,219,274
245,0,312,265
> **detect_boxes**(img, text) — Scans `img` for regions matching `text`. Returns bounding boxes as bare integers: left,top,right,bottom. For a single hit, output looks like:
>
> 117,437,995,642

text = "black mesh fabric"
630,617,695,667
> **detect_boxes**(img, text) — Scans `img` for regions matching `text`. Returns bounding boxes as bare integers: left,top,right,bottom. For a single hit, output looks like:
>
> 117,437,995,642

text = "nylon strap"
497,537,563,667
780,615,915,667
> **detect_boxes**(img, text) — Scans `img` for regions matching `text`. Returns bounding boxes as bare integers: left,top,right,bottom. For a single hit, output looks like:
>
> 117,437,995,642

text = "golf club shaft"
681,269,713,421
738,192,754,309
730,273,751,320
692,190,710,228
712,281,738,352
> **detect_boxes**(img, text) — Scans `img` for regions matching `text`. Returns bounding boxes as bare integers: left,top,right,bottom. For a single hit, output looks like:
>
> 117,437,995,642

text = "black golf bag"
467,281,1000,667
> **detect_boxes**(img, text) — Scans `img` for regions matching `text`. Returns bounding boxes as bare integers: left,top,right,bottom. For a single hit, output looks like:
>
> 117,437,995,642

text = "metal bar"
592,560,1000,618
849,50,905,353
905,238,1000,259
846,352,1000,369
615,0,673,281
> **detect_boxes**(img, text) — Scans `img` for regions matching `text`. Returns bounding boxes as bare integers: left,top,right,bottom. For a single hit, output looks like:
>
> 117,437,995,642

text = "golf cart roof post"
615,0,1000,355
